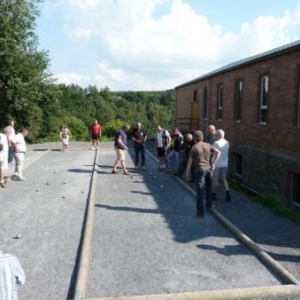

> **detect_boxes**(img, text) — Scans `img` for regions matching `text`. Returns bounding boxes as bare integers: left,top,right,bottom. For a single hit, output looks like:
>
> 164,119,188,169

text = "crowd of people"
153,123,231,218
0,120,29,188
109,121,231,219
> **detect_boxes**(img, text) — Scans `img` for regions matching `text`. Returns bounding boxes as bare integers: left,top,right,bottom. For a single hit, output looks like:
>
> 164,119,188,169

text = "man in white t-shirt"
212,129,231,202
0,128,9,188
155,125,171,170
11,129,28,181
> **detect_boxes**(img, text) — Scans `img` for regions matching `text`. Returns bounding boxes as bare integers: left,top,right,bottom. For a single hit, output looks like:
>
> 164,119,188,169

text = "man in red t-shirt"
90,120,102,150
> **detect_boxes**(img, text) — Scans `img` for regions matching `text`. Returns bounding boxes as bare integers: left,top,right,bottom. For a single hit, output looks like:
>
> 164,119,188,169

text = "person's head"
94,120,98,124
4,126,12,136
123,124,131,132
193,130,204,143
216,129,225,140
156,125,162,132
60,125,65,131
185,133,193,142
20,128,28,137
173,128,179,135
8,120,14,127
208,124,216,135
135,122,142,129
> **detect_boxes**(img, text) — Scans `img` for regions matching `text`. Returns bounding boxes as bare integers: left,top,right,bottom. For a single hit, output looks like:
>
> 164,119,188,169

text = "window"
233,152,242,176
203,87,208,119
193,90,197,102
259,76,269,124
217,84,223,120
235,80,243,121
297,70,300,127
289,172,300,204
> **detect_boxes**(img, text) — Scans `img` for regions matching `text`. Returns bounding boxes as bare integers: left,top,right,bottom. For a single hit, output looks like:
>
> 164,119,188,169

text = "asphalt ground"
0,141,299,300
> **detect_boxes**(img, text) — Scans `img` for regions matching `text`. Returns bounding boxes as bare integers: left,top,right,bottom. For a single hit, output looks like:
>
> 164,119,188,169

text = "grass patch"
230,180,300,227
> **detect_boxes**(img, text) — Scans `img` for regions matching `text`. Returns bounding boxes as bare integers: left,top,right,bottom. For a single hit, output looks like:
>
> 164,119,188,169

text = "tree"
0,0,53,136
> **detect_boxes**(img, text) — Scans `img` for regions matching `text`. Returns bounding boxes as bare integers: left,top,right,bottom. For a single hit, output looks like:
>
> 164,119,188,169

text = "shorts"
212,167,228,182
157,147,167,157
0,157,8,170
92,134,100,140
115,147,125,161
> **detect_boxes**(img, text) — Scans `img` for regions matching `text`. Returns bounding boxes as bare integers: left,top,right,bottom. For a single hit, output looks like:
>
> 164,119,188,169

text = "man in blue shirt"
111,124,131,175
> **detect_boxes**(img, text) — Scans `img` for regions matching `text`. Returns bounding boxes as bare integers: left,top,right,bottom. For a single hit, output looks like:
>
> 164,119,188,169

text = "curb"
73,149,99,300
146,149,300,293
86,284,300,300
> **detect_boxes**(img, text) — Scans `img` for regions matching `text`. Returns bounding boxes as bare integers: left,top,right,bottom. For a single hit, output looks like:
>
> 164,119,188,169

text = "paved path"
0,141,299,300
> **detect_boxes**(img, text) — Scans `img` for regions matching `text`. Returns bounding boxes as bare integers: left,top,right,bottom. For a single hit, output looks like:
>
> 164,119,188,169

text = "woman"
59,126,72,151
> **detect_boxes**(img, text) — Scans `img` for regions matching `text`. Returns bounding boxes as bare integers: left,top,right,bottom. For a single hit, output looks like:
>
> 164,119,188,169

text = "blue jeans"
195,170,213,215
134,144,145,166
167,150,181,171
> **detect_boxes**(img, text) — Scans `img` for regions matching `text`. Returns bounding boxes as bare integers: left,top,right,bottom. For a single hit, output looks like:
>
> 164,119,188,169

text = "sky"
36,0,300,91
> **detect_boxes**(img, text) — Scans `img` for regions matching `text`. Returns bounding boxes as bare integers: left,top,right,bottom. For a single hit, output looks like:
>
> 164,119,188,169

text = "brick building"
175,39,300,205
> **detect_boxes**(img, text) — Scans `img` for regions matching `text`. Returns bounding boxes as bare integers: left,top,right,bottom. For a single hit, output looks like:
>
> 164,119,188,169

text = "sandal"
123,171,130,175
111,170,117,174
0,181,6,188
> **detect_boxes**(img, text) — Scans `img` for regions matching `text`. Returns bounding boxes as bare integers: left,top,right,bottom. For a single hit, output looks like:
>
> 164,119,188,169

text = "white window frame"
235,81,243,122
217,84,223,120
259,76,269,124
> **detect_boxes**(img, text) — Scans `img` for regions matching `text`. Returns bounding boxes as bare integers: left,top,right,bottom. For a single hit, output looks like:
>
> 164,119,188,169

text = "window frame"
217,84,223,120
234,80,243,122
297,69,300,127
259,75,269,124
203,86,208,119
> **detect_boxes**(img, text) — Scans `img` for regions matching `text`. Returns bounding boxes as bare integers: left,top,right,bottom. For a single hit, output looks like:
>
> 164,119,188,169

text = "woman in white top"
0,128,9,187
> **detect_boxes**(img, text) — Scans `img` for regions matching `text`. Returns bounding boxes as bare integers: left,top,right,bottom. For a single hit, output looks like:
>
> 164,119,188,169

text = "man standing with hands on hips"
132,122,147,169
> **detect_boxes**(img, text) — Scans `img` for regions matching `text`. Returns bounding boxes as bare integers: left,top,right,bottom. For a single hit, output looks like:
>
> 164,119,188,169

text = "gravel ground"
1,141,299,300
86,145,300,299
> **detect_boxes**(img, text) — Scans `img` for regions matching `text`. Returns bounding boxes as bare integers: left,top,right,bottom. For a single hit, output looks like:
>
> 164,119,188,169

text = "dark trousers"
8,146,14,163
177,157,195,180
134,144,145,167
195,170,213,215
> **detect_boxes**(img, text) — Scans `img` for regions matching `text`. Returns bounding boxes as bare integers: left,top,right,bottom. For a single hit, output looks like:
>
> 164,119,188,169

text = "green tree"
0,0,52,134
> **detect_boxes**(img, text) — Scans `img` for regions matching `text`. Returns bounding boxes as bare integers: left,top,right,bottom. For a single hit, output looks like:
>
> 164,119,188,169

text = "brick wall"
175,48,300,201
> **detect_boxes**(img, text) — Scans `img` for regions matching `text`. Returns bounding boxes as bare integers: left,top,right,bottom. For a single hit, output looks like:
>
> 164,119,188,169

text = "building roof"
175,39,300,89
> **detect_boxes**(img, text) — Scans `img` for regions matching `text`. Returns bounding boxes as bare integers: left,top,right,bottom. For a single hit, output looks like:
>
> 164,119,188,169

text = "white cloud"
44,0,300,90
53,73,91,86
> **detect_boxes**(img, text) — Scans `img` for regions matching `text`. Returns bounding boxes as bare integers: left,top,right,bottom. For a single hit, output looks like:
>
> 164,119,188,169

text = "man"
206,124,217,145
111,124,131,175
90,120,102,150
176,133,195,180
155,125,171,170
131,122,147,169
11,129,28,181
186,130,220,218
0,128,9,188
0,248,26,300
212,129,232,202
166,128,184,173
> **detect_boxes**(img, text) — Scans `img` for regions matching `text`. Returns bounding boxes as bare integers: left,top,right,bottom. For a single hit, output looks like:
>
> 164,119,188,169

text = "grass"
230,180,300,227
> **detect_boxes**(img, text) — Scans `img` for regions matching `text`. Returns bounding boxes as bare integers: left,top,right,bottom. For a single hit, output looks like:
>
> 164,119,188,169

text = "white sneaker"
17,176,27,181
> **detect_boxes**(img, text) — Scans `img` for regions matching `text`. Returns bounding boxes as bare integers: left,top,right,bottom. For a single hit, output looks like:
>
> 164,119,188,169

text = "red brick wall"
176,50,300,157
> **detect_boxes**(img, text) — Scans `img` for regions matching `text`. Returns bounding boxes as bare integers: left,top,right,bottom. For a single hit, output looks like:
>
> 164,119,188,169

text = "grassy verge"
230,180,300,226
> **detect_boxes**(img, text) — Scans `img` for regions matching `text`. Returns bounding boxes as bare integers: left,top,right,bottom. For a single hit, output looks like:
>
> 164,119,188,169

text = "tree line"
0,0,175,143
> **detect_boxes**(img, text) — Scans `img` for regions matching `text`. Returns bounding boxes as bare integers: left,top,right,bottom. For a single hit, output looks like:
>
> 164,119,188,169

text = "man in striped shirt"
0,250,25,300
